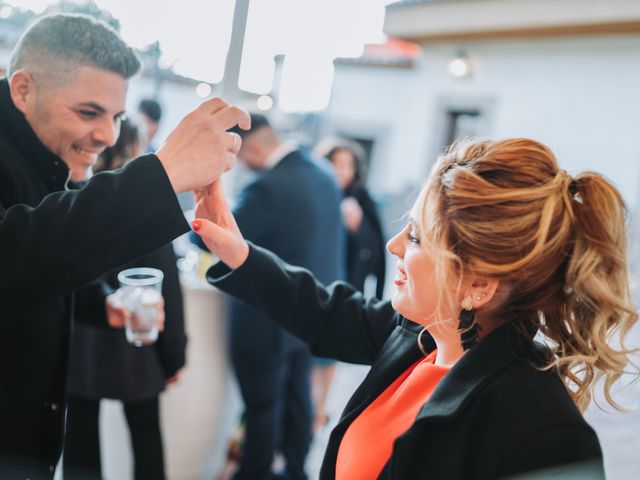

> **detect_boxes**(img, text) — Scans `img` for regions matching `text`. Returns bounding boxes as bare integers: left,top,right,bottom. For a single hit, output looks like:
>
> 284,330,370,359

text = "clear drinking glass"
117,267,164,346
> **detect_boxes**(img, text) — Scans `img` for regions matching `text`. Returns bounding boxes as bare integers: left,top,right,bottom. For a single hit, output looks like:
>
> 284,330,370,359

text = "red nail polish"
192,220,201,232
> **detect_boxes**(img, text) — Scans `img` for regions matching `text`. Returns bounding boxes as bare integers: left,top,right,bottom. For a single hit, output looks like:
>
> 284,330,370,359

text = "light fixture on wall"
448,51,472,78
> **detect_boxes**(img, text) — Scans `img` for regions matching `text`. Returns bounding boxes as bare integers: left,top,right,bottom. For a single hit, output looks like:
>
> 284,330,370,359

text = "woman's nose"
386,230,404,258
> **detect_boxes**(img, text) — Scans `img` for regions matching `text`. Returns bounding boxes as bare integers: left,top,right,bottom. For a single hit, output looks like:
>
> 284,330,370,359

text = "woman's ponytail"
554,172,637,411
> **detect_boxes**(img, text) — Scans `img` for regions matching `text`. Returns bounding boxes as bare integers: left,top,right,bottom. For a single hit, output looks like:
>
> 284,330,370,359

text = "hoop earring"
416,318,455,355
459,296,481,351
417,327,430,356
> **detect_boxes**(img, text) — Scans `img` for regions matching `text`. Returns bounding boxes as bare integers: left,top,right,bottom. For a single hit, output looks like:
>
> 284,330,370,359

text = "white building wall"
327,63,428,196
329,34,640,208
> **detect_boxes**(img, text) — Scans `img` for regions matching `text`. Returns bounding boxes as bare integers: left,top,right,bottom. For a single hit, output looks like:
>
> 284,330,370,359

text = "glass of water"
117,267,164,346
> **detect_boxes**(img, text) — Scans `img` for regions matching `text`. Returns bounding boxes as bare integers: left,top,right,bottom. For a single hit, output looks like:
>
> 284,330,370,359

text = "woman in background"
311,138,386,430
315,138,386,298
64,119,187,480
193,138,636,479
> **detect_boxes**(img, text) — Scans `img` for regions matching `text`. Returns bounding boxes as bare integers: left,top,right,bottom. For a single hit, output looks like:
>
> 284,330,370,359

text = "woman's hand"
192,180,249,270
341,197,363,232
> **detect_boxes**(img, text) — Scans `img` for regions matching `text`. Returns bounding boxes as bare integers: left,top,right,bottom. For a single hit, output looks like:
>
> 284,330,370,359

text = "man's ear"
9,69,35,115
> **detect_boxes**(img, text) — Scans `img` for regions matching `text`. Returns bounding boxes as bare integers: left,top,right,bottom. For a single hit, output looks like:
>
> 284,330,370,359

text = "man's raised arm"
0,98,249,320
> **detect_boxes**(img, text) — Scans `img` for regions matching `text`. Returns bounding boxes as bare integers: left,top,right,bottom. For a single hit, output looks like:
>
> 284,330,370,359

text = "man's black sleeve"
0,154,190,321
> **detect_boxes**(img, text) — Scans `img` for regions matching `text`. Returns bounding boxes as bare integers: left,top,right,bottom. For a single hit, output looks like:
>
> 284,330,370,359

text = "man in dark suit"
226,114,344,480
0,14,248,479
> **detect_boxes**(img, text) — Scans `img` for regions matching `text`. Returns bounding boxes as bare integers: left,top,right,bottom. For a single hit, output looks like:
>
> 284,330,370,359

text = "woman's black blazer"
207,244,604,480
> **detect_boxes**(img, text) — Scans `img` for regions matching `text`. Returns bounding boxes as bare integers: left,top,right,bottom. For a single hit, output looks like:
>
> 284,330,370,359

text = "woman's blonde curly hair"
420,138,638,411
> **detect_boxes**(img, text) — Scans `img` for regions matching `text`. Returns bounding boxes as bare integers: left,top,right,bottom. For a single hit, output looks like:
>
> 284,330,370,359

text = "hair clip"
568,179,583,204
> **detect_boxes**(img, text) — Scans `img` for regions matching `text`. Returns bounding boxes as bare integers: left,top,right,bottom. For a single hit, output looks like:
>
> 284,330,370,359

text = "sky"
6,0,395,111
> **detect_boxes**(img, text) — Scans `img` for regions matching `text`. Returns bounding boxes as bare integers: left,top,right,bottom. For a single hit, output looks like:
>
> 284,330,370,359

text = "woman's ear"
463,277,500,309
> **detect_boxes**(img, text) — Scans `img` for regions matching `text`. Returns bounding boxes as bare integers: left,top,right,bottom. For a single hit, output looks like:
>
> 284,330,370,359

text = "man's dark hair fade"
9,13,140,79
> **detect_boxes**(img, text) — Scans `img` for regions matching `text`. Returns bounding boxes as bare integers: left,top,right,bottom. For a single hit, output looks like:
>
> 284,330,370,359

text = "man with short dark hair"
0,14,249,478
7,13,140,184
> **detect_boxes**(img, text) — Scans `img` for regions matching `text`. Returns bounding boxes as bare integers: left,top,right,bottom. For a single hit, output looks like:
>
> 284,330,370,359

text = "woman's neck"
428,313,502,367
432,333,466,368
422,319,466,368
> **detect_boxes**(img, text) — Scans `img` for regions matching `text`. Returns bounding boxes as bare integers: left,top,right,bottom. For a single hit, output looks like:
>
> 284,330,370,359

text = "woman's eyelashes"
407,225,421,244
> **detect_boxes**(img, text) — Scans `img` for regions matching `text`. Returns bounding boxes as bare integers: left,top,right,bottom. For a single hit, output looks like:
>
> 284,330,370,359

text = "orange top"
336,351,449,480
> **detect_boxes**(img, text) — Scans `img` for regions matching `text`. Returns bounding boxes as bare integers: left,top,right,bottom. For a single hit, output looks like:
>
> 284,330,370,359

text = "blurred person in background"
311,138,386,431
137,98,162,153
0,13,248,479
193,113,344,480
193,138,634,479
63,119,187,480
138,97,194,212
316,138,386,298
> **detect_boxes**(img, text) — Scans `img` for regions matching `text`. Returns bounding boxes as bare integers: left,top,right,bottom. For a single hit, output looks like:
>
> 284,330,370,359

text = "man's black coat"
229,150,344,346
0,78,189,478
208,245,605,480
230,149,345,475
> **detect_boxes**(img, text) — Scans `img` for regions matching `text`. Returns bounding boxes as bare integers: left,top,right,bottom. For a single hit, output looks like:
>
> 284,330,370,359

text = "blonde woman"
192,138,636,479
